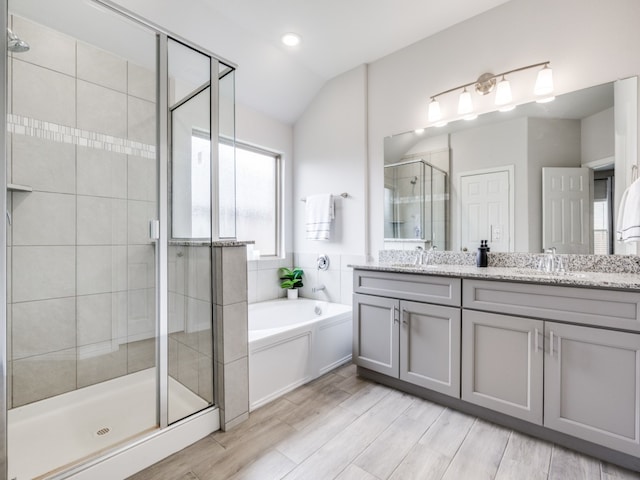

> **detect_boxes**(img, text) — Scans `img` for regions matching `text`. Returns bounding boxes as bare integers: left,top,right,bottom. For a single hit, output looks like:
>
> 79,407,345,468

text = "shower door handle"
149,219,160,240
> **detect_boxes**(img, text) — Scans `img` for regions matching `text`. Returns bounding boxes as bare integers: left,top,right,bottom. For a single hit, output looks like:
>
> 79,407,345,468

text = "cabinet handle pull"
550,330,554,357
402,308,408,326
534,328,540,353
392,306,399,324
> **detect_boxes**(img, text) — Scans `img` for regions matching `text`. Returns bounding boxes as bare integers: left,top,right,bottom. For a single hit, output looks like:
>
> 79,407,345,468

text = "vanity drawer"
463,279,640,332
353,269,461,306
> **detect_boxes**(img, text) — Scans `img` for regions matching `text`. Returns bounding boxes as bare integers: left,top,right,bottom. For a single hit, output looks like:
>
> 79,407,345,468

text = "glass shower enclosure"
384,159,448,249
0,0,235,478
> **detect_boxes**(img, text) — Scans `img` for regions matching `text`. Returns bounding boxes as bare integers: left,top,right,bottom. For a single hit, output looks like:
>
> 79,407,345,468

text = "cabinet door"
545,322,640,456
400,300,461,397
462,310,544,424
353,293,399,377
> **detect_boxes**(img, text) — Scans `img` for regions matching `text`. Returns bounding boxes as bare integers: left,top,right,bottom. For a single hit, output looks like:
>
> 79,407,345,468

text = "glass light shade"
495,77,512,106
458,89,473,115
428,98,441,122
534,65,554,96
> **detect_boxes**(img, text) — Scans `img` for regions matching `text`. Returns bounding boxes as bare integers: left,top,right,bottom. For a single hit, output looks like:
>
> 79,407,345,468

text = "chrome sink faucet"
414,245,437,266
425,245,437,265
544,247,556,273
539,247,565,274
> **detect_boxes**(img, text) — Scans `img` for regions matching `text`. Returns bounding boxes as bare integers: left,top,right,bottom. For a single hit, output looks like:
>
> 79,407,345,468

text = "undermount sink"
390,263,439,269
514,268,587,278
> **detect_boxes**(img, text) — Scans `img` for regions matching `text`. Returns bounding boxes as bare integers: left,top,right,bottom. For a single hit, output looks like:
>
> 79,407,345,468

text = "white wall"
367,0,640,256
293,65,368,256
582,107,615,166
291,65,368,303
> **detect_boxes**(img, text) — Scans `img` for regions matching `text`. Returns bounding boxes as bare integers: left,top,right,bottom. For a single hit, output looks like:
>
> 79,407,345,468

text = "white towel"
616,177,640,242
305,194,334,240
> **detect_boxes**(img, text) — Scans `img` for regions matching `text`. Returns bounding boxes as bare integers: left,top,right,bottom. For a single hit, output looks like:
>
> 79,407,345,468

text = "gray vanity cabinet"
352,293,399,377
463,279,640,456
461,310,544,424
353,270,461,397
399,300,460,396
544,322,640,456
353,269,640,467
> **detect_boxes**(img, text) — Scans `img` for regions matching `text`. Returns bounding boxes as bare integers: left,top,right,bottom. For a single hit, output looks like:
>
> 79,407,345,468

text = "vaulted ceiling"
118,0,512,123
14,0,513,124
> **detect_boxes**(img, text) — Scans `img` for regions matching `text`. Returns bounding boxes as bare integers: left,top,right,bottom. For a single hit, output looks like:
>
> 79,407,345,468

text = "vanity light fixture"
427,61,553,123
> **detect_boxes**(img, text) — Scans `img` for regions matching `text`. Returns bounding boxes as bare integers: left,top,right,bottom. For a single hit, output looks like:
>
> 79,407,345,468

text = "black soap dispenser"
477,240,488,268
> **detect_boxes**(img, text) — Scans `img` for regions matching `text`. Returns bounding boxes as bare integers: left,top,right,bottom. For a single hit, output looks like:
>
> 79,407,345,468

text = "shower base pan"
8,368,208,480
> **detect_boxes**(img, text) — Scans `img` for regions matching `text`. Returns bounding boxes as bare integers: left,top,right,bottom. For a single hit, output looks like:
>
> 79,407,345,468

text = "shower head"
7,28,29,53
410,176,418,185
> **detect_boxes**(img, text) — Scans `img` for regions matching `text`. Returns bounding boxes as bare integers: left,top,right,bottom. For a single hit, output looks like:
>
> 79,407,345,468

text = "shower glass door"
167,38,215,424
6,1,159,477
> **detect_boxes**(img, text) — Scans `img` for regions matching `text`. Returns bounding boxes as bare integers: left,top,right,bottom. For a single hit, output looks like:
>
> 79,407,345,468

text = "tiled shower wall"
7,16,157,408
168,245,213,403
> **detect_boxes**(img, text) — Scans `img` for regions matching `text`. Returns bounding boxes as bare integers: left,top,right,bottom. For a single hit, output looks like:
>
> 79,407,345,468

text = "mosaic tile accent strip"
7,114,156,159
169,240,254,247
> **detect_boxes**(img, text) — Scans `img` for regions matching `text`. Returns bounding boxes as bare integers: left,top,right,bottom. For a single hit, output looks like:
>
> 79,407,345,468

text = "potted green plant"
279,267,304,299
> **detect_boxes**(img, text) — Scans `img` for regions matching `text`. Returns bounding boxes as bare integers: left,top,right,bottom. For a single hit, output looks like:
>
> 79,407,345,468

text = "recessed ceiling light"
281,33,301,47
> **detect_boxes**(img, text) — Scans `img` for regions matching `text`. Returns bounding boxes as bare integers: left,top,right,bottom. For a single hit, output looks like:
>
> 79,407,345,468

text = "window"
190,130,212,238
593,173,614,255
232,142,281,256
172,126,281,250
170,84,212,240
593,199,609,255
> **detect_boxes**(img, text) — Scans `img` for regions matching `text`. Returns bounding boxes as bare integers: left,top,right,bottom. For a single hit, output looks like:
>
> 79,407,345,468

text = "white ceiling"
200,0,512,124
13,0,513,124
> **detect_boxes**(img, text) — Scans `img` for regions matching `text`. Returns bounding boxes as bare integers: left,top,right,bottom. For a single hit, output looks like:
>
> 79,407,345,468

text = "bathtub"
248,298,353,410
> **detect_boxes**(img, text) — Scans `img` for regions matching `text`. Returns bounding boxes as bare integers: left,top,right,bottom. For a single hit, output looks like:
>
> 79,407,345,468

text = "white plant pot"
287,289,299,299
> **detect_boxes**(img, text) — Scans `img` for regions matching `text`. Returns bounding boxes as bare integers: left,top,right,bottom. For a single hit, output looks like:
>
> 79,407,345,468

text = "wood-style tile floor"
129,363,640,480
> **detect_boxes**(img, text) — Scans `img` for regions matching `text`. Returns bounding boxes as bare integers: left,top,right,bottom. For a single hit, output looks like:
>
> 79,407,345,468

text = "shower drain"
95,427,111,437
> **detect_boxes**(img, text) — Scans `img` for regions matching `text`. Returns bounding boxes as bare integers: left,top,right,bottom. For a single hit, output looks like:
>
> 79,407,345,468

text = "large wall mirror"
384,77,638,255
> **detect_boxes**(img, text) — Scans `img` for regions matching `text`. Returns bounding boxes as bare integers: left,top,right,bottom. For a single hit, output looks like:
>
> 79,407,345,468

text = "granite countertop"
350,262,640,291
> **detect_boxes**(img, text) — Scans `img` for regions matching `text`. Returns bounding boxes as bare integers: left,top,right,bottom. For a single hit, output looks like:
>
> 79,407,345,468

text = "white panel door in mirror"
460,170,511,252
542,167,592,254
